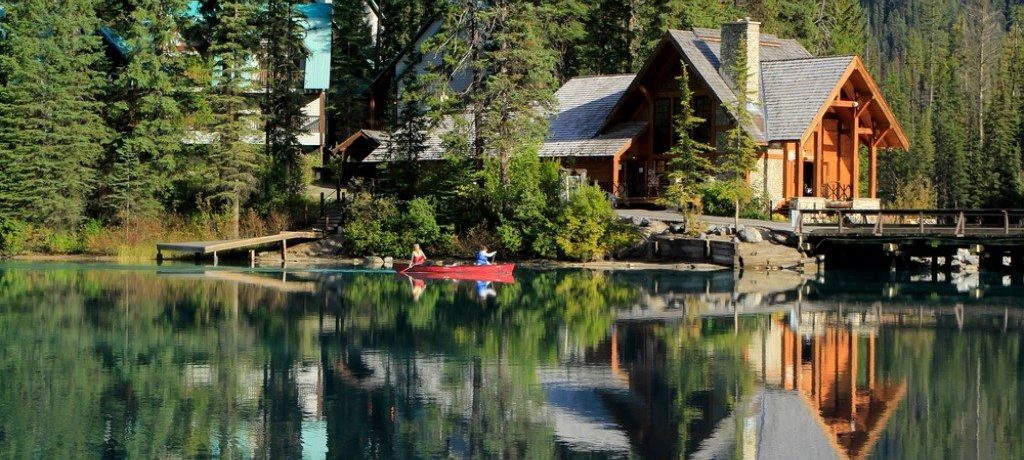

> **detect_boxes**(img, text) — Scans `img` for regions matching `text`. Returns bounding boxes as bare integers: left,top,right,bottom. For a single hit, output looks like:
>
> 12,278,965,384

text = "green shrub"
341,193,447,257
43,232,83,254
556,185,613,261
555,185,640,261
0,218,30,256
700,181,768,220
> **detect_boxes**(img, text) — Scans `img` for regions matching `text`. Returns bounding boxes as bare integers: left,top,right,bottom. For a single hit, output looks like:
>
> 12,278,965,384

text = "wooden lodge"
333,19,909,210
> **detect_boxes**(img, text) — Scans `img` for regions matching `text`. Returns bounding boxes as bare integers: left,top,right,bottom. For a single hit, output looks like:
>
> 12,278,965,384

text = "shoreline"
7,252,731,272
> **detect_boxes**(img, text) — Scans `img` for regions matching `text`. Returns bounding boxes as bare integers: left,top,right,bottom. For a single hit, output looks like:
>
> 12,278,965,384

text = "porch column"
869,143,877,198
851,110,860,199
814,127,823,197
611,155,621,197
796,141,804,198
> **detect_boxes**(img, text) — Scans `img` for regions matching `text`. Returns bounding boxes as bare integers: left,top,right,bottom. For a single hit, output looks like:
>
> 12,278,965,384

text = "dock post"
281,239,288,264
320,192,325,218
156,249,163,265
249,249,256,268
213,251,219,267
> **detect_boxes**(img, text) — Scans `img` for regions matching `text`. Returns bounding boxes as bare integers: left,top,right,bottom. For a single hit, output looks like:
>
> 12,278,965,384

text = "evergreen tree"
932,58,971,208
982,68,1023,207
533,0,590,81
475,0,558,192
328,0,374,144
202,0,263,238
384,70,432,198
258,0,307,200
575,0,633,75
815,0,867,55
717,47,758,223
100,0,188,223
0,0,110,229
660,64,715,216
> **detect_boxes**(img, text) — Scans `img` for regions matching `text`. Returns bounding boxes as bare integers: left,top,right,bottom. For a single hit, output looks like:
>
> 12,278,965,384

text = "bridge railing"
796,209,1024,237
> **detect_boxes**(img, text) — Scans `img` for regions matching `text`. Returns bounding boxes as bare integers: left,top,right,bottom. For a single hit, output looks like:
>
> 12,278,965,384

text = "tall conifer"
202,0,262,238
100,0,188,222
259,0,307,199
0,0,110,228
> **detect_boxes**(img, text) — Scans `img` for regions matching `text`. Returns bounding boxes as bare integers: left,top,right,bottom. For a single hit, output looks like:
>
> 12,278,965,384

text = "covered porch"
777,58,909,207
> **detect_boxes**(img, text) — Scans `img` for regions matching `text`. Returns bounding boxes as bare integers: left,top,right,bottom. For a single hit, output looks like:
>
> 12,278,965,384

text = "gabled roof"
761,56,855,141
649,29,812,142
348,116,466,163
539,75,643,158
347,75,645,162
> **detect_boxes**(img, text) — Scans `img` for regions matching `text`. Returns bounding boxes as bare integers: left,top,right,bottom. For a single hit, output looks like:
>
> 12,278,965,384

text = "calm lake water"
0,263,1022,459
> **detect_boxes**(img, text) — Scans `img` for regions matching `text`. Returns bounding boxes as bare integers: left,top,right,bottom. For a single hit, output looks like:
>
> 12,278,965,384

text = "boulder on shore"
738,227,763,243
363,256,385,269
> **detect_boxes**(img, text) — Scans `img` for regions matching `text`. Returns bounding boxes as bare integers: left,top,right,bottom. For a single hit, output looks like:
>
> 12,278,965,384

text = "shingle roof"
761,56,854,140
539,75,641,157
360,116,467,163
665,29,814,142
359,76,643,162
539,121,648,158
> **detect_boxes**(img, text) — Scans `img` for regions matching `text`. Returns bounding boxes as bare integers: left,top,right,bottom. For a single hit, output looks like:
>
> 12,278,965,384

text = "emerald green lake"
0,263,1022,459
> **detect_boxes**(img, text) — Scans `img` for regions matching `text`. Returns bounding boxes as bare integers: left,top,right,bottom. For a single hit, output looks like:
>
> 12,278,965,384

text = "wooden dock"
795,209,1024,271
156,231,320,265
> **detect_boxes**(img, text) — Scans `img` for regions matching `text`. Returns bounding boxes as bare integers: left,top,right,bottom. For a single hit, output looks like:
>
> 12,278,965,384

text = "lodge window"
692,95,713,146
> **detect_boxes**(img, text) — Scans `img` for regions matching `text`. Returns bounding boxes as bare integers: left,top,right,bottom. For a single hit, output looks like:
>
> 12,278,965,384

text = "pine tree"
384,70,432,198
660,64,715,216
932,58,971,208
575,0,633,75
475,0,558,192
100,0,188,223
202,0,263,238
328,0,374,144
0,0,110,229
982,65,1023,207
717,47,758,223
533,0,590,80
259,0,307,200
814,0,867,55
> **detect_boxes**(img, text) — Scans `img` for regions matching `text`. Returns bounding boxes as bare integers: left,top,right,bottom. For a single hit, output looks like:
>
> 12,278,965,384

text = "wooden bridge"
156,231,319,265
794,209,1024,271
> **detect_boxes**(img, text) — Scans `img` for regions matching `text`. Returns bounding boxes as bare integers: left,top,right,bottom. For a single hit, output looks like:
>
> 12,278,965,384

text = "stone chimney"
719,18,760,105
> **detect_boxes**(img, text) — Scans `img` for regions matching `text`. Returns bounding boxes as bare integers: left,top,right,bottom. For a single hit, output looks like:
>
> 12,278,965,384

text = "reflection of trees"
319,270,635,458
0,269,284,458
874,327,1024,459
4,266,1024,458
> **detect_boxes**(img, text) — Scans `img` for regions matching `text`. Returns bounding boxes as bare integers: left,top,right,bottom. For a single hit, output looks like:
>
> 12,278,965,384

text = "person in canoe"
476,245,497,265
409,244,427,268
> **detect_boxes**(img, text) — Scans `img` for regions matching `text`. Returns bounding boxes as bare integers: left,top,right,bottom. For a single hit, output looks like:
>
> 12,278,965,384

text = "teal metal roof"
297,2,331,90
185,0,202,20
99,26,132,59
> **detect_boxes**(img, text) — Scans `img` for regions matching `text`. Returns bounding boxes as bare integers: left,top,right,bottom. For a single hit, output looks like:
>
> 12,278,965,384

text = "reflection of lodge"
746,317,906,459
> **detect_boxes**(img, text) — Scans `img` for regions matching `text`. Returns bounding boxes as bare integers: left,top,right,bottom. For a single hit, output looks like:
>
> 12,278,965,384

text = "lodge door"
802,161,814,197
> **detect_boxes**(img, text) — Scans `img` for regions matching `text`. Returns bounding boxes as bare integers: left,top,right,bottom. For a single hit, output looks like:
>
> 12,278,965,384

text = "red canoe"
393,263,516,284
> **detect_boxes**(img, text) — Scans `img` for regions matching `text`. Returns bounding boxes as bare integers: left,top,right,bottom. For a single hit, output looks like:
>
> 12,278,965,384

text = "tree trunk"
233,188,241,239
734,198,740,229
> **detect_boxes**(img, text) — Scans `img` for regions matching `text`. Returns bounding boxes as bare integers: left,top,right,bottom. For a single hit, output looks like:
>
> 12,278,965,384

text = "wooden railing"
795,209,1024,237
821,182,853,201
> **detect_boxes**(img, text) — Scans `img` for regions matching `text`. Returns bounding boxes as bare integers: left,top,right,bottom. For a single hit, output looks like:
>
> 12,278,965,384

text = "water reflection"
0,264,1022,458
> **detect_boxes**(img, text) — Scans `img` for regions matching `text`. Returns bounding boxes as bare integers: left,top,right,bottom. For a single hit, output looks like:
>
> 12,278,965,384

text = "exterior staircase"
311,203,346,234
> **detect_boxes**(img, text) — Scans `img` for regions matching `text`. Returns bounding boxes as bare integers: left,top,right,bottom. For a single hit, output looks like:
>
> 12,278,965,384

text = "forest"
1,0,1023,258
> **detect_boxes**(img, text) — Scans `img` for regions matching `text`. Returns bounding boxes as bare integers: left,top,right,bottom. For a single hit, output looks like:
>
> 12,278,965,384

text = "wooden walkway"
795,209,1024,271
156,231,319,265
